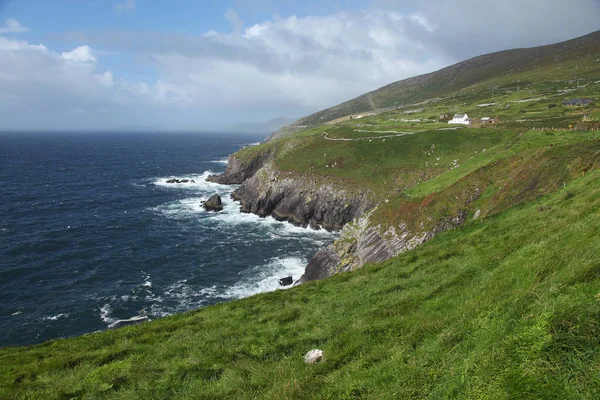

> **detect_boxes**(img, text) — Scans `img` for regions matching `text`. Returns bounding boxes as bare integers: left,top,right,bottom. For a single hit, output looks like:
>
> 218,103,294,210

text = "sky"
0,0,599,131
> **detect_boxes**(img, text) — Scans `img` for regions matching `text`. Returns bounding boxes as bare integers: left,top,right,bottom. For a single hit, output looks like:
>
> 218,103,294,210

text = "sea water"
0,132,337,347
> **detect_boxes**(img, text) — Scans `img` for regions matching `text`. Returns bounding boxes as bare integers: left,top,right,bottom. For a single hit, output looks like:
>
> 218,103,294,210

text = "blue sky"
0,0,367,84
0,0,598,131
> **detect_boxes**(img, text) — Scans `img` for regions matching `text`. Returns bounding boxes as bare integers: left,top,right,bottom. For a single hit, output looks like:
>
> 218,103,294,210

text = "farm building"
448,113,471,125
480,117,497,124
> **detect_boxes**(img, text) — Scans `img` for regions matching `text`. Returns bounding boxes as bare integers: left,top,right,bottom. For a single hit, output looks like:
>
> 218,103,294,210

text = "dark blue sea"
0,132,336,347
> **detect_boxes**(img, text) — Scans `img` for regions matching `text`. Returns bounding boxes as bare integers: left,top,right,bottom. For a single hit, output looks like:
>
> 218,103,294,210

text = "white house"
449,113,471,125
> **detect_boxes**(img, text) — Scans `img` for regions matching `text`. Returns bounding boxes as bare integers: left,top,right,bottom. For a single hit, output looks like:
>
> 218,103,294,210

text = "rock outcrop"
166,179,194,184
203,194,223,212
278,276,293,286
207,150,273,185
299,204,474,283
212,145,477,285
231,161,374,231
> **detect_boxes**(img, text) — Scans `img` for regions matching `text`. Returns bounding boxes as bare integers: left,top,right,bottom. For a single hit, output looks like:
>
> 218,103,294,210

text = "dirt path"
323,131,418,141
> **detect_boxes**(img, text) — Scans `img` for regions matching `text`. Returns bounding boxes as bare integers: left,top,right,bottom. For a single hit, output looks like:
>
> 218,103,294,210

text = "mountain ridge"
268,29,600,140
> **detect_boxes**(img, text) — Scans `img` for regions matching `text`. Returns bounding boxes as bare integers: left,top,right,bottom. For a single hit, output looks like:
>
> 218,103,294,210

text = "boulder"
278,276,293,286
304,349,325,364
203,194,223,212
166,178,191,184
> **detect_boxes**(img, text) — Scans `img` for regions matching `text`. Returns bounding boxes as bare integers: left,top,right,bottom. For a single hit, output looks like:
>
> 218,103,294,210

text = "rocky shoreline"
209,148,473,283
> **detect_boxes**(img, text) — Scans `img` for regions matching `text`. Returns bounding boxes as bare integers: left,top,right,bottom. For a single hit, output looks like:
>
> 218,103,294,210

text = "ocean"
0,132,337,347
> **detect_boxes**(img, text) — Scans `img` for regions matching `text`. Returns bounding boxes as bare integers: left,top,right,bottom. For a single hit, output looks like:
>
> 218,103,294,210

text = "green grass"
272,127,517,197
3,168,600,399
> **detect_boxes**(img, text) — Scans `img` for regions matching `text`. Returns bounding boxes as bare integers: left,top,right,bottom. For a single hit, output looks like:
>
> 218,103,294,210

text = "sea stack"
203,194,223,212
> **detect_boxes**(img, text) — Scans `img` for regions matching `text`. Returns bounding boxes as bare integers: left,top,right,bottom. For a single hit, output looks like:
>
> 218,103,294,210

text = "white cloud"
61,45,97,63
372,0,600,59
114,0,136,13
0,38,129,129
0,19,30,34
100,10,448,115
2,0,600,130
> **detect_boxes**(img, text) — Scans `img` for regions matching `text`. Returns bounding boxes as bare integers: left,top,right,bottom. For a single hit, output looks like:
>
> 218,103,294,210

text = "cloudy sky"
0,0,599,131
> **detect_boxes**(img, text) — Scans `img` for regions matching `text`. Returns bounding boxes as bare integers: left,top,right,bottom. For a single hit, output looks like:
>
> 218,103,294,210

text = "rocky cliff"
207,149,273,185
212,146,478,284
232,161,374,231
299,209,470,283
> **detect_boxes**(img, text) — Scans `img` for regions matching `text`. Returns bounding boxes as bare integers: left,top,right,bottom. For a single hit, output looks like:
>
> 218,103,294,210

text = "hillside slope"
269,29,600,137
2,167,600,399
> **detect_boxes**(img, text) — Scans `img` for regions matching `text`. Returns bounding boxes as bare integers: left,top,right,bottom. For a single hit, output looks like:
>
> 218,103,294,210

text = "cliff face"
299,209,470,283
232,161,374,231
211,147,477,283
207,150,273,185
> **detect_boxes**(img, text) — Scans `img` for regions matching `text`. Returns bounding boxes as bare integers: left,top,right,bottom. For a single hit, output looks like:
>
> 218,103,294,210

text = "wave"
107,315,149,329
42,313,69,321
151,171,232,192
223,256,306,299
135,169,338,324
100,303,115,324
143,256,307,318
210,158,229,165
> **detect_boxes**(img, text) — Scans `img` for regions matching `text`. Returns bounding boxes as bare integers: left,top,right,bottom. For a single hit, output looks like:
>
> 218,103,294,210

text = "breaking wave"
95,170,337,326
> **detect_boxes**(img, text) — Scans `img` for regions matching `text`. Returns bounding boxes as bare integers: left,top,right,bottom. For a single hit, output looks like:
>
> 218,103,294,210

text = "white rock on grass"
304,349,325,364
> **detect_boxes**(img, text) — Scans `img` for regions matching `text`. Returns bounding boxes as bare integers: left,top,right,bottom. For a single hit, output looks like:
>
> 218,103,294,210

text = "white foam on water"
147,281,221,317
100,303,115,324
42,313,69,321
210,158,229,165
107,315,149,329
223,256,306,299
152,171,233,193
144,169,339,319
212,198,339,239
146,256,307,317
150,171,338,240
151,197,208,219
142,274,152,288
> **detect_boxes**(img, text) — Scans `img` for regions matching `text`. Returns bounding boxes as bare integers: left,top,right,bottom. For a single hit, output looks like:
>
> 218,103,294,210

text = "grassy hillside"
2,162,600,399
284,30,600,129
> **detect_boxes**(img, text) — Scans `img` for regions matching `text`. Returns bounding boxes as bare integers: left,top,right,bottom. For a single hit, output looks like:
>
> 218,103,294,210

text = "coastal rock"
300,209,471,283
207,150,273,184
212,145,476,285
278,276,293,286
232,161,374,231
301,247,341,282
203,194,223,212
166,179,192,184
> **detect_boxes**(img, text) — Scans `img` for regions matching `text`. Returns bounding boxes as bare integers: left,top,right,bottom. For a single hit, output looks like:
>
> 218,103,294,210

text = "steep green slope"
2,164,600,399
286,30,600,129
